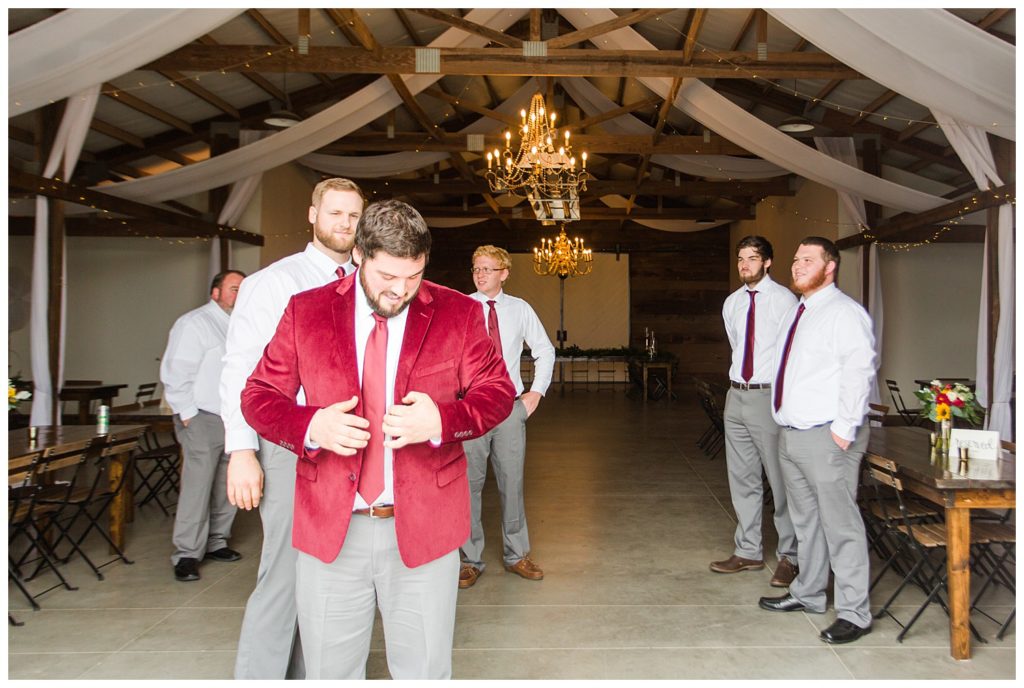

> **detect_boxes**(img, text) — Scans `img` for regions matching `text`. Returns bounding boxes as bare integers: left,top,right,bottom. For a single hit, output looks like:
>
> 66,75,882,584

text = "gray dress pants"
170,411,235,564
233,439,304,679
461,399,529,569
723,387,797,561
779,423,872,628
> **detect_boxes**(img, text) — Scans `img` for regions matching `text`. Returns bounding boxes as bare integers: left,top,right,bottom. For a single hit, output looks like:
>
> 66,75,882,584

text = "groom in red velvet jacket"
241,199,515,679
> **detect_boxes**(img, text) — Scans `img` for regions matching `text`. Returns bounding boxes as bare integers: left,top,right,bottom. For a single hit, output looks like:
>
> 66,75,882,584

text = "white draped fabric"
98,8,528,203
9,9,242,117
297,79,539,178
208,130,264,282
815,137,884,405
557,9,948,215
935,112,1015,439
30,86,101,426
768,9,1015,141
559,78,789,180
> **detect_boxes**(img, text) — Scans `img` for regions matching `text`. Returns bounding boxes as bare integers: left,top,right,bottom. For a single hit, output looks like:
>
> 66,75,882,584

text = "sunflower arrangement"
914,380,983,425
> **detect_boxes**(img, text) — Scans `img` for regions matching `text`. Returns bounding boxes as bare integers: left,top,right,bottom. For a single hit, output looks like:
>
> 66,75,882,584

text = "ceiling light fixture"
264,72,301,128
483,91,590,223
777,116,815,133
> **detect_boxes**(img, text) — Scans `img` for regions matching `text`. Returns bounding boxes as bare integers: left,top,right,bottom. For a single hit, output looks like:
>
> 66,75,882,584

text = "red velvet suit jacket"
241,274,515,567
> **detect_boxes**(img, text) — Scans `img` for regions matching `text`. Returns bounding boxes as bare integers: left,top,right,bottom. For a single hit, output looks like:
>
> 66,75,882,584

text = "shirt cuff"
830,420,856,444
304,422,320,450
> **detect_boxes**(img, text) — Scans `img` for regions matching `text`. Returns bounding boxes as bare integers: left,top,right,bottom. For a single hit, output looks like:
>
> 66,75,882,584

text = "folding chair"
134,382,158,405
23,437,112,582
864,454,985,642
694,379,725,459
133,428,182,516
885,379,923,426
868,402,889,427
969,521,1015,640
37,434,137,579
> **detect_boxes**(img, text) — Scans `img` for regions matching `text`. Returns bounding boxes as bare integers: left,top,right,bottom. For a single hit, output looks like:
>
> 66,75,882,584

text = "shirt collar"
303,242,351,278
800,282,838,308
474,289,504,303
205,299,230,322
745,274,775,292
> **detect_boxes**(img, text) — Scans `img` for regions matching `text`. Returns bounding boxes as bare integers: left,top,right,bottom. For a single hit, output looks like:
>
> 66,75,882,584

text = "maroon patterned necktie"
773,304,806,412
487,300,503,355
358,313,387,504
741,290,757,382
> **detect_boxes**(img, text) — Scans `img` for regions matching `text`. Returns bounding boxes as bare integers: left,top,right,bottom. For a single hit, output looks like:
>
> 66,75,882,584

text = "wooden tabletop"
866,426,1015,490
9,424,146,459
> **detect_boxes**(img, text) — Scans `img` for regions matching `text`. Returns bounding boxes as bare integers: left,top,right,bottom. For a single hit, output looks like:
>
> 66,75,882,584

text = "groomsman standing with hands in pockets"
758,236,877,646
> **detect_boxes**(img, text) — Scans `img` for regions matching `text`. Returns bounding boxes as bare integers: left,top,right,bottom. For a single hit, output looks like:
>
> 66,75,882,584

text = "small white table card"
949,429,1001,460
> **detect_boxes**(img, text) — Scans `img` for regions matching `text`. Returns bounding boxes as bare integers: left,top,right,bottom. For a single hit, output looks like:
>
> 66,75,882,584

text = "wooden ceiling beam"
196,34,285,102
730,10,757,51
835,185,1012,249
245,9,333,87
144,45,863,80
155,70,241,119
90,119,145,148
416,204,754,221
547,8,673,49
408,9,523,48
102,83,193,134
422,87,518,127
9,168,263,245
850,89,899,126
317,132,752,156
566,96,662,133
680,9,708,65
353,177,793,198
394,8,425,46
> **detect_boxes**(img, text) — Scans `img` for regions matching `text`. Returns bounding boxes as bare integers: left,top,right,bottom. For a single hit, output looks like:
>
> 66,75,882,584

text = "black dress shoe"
820,618,872,644
174,557,200,582
204,547,241,562
758,594,807,612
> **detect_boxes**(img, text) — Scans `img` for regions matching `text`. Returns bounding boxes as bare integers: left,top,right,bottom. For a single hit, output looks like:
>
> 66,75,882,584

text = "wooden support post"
861,139,881,309
209,123,237,272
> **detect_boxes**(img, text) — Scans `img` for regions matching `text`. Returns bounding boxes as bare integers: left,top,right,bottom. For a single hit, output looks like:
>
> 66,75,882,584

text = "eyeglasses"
471,267,504,275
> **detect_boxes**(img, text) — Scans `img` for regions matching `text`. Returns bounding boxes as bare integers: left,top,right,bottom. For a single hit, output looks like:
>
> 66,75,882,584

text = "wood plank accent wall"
427,226,733,392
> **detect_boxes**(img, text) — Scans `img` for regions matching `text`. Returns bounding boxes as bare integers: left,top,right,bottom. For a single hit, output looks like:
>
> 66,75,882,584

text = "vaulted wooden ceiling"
8,8,1016,243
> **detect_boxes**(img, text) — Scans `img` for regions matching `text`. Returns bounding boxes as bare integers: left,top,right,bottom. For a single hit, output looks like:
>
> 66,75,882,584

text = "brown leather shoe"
770,558,799,587
459,564,482,589
504,555,544,581
709,555,765,573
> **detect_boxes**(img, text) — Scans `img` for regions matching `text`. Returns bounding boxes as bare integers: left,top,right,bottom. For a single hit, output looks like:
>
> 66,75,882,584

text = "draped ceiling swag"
8,7,1014,235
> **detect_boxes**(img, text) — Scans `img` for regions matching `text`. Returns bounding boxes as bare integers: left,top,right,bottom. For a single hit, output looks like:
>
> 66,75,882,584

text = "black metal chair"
885,379,923,426
134,382,158,405
694,379,725,459
133,428,181,517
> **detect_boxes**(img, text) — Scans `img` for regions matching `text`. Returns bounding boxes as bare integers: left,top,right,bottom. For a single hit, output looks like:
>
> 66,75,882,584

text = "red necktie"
358,313,387,504
774,303,806,412
741,290,757,382
335,266,345,279
487,300,503,355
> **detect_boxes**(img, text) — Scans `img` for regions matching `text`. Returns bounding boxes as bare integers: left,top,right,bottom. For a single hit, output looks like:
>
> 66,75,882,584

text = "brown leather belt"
353,504,395,519
730,381,771,391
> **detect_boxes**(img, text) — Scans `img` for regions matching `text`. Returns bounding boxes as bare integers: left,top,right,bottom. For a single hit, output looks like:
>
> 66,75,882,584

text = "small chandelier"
484,92,589,219
533,228,593,279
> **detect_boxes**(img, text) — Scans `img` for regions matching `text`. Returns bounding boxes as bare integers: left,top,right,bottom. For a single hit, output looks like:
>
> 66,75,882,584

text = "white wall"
506,252,629,350
8,201,263,409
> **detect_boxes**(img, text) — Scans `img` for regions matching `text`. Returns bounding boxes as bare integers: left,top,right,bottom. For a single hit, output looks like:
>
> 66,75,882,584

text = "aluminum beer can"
97,405,110,434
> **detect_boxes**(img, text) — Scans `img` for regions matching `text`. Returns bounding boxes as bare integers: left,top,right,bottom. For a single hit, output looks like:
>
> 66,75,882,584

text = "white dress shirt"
161,300,230,420
220,243,354,453
722,274,798,384
770,283,877,442
471,290,556,397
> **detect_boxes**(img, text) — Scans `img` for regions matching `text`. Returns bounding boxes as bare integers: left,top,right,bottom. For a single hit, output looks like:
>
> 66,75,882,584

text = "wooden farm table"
865,426,1015,660
59,383,128,424
9,424,146,551
109,401,176,434
640,360,672,403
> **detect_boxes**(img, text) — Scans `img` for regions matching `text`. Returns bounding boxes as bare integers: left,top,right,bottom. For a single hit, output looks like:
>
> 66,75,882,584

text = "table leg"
643,366,649,404
78,401,89,425
946,506,971,660
667,368,672,402
108,452,129,553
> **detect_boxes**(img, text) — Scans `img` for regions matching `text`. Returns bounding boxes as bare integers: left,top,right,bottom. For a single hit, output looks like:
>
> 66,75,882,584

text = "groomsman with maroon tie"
758,236,877,646
712,236,799,588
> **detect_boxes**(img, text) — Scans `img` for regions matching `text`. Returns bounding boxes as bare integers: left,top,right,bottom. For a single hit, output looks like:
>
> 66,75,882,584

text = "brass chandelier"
484,92,589,222
533,227,593,279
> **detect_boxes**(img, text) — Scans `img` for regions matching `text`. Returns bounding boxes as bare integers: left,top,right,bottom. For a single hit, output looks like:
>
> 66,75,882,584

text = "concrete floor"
8,386,1016,680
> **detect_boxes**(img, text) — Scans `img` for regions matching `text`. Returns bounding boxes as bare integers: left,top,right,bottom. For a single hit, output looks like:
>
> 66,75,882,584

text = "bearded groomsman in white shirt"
220,178,363,679
711,236,799,588
161,270,246,583
458,245,556,588
758,236,877,646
